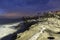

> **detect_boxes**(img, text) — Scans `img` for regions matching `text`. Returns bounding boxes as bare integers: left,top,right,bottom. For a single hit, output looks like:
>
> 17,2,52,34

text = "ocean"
0,18,22,40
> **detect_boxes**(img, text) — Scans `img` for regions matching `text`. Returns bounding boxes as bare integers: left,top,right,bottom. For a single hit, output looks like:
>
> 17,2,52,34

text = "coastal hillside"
16,11,60,40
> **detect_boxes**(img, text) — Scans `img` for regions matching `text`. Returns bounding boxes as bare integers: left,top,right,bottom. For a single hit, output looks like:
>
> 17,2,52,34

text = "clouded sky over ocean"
0,0,60,18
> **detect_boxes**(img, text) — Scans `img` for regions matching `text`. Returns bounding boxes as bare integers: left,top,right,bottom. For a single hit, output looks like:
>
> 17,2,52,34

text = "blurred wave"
0,22,20,39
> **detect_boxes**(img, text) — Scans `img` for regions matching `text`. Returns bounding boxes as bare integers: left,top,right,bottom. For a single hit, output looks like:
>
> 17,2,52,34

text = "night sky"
0,0,60,18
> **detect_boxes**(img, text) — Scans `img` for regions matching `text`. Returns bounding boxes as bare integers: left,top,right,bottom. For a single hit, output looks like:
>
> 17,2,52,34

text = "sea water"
0,22,20,39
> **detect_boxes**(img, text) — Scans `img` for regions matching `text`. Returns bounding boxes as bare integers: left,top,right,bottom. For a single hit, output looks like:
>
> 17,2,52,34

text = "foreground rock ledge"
16,17,60,40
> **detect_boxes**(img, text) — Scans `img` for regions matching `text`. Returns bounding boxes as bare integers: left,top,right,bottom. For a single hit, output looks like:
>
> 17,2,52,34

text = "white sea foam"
0,22,20,39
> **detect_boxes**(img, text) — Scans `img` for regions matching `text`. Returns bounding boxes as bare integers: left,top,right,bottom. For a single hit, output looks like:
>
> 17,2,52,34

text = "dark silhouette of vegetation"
17,21,38,33
43,12,55,18
21,16,39,21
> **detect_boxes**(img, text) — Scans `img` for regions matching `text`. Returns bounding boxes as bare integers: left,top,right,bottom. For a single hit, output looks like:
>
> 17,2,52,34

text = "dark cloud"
24,0,49,5
0,0,60,15
0,0,49,9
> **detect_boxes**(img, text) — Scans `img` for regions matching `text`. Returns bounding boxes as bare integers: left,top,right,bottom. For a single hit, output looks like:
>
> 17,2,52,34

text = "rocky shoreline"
16,17,60,40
